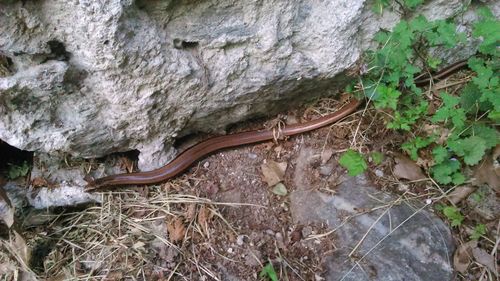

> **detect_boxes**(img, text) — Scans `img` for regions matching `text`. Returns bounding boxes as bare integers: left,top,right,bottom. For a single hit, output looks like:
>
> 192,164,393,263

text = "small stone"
374,169,384,177
319,163,334,176
301,226,313,238
280,202,288,211
236,235,245,246
315,274,325,281
398,183,409,192
272,183,287,196
275,232,285,249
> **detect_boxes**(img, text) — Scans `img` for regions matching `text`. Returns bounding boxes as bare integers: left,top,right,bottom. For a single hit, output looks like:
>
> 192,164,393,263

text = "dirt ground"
0,93,498,280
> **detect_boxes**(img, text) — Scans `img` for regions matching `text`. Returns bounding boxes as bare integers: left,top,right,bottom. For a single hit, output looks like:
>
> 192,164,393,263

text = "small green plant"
7,161,30,180
442,206,464,227
402,136,434,161
357,5,499,186
370,151,384,165
470,224,487,240
259,262,279,281
470,189,485,202
339,149,368,176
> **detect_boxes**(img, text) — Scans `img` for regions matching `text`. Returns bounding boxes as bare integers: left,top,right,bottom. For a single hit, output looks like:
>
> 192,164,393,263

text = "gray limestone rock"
290,148,454,281
0,0,498,176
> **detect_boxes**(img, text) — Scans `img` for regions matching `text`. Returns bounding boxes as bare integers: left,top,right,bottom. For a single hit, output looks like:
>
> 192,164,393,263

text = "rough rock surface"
0,0,498,173
290,148,454,281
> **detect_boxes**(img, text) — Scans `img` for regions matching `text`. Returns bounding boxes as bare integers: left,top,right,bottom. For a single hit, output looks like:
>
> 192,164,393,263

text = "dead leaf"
331,126,350,139
453,240,476,274
321,148,334,164
10,230,31,267
261,160,287,186
393,154,426,181
422,124,439,135
473,144,500,192
290,226,303,243
167,217,185,243
0,186,14,228
31,177,49,188
118,156,135,173
423,124,450,145
472,247,497,275
105,270,124,281
185,204,196,220
448,186,476,205
132,241,145,250
197,205,211,235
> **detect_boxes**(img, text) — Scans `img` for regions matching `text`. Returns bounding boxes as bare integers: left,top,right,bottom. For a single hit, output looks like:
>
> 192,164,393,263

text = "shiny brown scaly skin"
86,59,468,190
414,59,468,86
86,99,362,190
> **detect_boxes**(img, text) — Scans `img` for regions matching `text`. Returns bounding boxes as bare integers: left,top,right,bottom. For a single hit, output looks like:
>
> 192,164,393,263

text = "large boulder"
0,0,497,171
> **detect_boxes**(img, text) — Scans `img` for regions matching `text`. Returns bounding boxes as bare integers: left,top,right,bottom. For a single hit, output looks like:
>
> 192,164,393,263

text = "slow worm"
86,59,469,190
414,59,468,86
86,99,361,190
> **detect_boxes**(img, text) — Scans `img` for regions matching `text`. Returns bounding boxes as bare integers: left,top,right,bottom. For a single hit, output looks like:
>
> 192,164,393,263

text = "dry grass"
1,180,265,280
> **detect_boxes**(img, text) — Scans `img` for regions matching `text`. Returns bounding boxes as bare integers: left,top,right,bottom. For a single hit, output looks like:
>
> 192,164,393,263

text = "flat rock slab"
290,148,454,281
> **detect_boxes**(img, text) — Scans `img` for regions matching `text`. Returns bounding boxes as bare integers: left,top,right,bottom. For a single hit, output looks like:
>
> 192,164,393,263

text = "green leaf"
410,15,429,32
402,137,433,160
448,136,486,166
339,149,368,176
392,20,413,49
387,100,428,131
442,206,464,227
373,85,401,110
466,124,499,149
371,151,384,165
403,0,423,9
432,93,466,129
467,57,500,112
435,21,459,48
374,30,390,44
481,87,500,111
452,172,465,185
472,63,494,89
259,263,279,281
431,159,460,184
472,14,500,55
470,191,484,202
470,224,487,240
488,110,500,121
424,20,460,48
388,112,411,131
372,0,390,14
7,161,30,180
459,83,492,113
427,57,442,69
432,146,448,164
